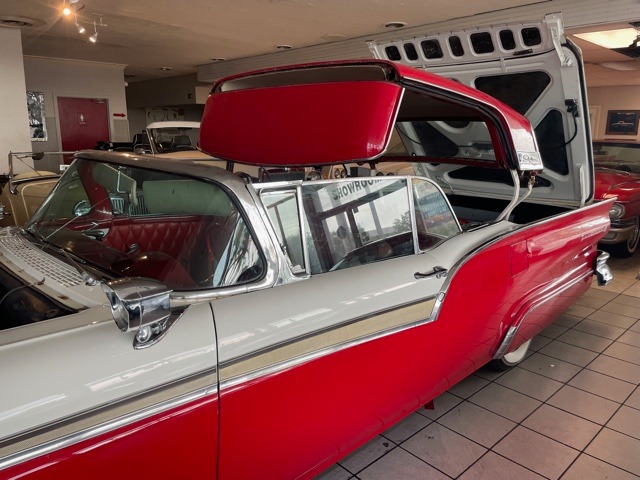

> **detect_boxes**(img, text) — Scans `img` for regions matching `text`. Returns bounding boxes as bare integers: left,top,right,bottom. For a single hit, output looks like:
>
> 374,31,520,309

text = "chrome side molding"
594,250,613,286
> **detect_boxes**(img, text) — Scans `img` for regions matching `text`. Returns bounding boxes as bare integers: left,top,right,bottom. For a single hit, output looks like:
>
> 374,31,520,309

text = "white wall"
23,57,129,161
0,28,33,173
588,86,640,142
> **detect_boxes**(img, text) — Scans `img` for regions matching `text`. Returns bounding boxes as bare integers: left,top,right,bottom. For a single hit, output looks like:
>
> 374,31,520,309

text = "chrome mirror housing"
102,277,186,349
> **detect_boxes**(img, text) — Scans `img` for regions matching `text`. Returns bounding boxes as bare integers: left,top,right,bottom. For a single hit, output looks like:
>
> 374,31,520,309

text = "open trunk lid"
368,13,593,207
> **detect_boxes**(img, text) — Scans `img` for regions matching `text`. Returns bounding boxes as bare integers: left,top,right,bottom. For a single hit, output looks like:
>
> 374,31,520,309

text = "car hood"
595,167,640,199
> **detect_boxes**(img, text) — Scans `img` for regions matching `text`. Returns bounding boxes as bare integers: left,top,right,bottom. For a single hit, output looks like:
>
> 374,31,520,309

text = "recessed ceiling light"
0,16,42,28
384,21,407,29
276,44,293,50
158,66,173,71
574,28,639,49
210,57,227,62
321,34,346,41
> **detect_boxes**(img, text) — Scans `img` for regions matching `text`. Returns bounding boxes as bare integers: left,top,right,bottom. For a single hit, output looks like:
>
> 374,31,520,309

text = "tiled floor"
316,254,640,480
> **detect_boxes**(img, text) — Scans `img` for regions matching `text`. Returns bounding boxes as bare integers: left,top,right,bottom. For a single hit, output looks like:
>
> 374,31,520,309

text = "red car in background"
593,141,640,257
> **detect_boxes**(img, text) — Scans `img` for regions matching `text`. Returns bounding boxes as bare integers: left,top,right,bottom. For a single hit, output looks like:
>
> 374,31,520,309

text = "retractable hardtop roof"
199,59,541,173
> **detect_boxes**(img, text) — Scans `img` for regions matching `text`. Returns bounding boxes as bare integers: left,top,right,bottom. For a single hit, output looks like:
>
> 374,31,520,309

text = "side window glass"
412,179,461,249
260,190,305,273
301,178,414,273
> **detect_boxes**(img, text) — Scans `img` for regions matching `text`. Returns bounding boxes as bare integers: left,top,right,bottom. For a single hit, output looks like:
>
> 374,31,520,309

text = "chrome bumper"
594,250,613,286
600,219,637,245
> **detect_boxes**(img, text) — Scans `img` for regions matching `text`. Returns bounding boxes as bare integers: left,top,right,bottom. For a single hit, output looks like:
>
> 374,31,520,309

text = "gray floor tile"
599,301,640,319
420,392,462,420
339,436,394,474
614,294,640,309
519,352,582,383
573,318,625,340
625,387,640,410
522,404,600,450
560,454,639,480
447,374,489,399
632,319,640,333
588,310,637,329
459,452,545,480
469,383,541,423
495,367,563,401
529,335,553,352
581,288,619,302
358,447,451,480
314,464,353,480
539,323,569,339
402,423,486,478
548,385,619,425
381,412,431,444
494,426,579,480
568,369,636,403
586,428,640,476
588,355,640,384
575,295,611,309
607,405,640,440
539,340,599,366
564,304,596,319
604,342,640,366
618,330,640,348
556,329,614,353
553,313,583,329
438,401,516,448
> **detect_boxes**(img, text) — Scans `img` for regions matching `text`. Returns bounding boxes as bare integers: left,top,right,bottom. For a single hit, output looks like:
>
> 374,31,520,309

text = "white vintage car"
0,19,613,480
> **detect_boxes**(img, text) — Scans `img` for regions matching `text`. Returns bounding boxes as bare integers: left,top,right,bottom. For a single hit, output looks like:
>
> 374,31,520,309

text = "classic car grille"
0,235,83,287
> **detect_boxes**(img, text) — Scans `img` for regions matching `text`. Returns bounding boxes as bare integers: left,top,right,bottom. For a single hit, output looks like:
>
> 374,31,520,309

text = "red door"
57,97,110,159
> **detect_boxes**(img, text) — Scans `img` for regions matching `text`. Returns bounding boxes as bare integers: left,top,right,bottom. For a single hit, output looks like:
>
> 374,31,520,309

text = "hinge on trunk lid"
544,13,572,67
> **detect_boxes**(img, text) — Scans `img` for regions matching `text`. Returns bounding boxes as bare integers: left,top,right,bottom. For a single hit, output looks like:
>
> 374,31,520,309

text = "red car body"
1,56,611,479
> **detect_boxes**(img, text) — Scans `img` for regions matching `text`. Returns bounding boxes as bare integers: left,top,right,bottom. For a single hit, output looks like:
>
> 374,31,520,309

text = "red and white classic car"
0,28,613,480
592,141,640,257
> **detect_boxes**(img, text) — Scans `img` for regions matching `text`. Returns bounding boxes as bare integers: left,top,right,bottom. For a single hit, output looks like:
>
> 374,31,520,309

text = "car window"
259,177,460,275
27,159,264,290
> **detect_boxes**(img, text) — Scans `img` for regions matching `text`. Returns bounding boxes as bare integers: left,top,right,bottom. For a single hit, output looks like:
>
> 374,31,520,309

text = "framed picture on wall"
605,110,640,135
27,91,48,141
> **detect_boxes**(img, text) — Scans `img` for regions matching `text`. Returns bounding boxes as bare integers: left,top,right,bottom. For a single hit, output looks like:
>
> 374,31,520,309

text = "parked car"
592,141,640,257
0,152,63,228
0,51,612,479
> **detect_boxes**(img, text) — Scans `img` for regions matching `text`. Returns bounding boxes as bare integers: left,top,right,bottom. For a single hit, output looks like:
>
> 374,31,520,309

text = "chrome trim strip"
492,268,592,360
219,297,437,388
0,369,217,471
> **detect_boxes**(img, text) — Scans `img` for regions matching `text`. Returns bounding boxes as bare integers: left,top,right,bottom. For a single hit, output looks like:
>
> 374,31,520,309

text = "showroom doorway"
57,97,110,162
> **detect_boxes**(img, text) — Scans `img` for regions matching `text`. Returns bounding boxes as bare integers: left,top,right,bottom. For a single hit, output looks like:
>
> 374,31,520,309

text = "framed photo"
27,91,48,141
605,110,640,136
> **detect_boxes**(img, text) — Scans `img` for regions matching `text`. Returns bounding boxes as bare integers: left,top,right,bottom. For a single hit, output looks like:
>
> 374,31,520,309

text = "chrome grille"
0,235,83,287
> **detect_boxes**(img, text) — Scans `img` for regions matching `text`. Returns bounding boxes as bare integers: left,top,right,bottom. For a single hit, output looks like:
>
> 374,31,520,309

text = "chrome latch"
594,250,613,286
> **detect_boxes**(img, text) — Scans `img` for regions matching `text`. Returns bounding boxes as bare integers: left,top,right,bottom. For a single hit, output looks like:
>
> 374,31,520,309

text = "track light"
62,0,84,16
89,20,97,43
74,13,85,34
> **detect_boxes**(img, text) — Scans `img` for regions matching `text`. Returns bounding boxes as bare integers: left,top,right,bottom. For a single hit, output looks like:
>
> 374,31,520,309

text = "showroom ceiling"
0,0,639,86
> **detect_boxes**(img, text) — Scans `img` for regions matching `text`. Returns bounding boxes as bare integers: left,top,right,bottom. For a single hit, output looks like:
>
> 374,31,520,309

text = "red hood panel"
595,168,640,199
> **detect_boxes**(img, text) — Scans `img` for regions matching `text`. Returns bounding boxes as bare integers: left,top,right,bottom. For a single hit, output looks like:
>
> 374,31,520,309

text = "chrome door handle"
414,266,448,279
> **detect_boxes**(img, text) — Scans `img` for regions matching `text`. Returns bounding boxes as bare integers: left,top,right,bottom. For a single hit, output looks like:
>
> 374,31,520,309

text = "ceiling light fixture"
210,57,227,62
158,66,173,71
574,27,639,49
74,13,85,34
89,20,98,43
384,21,407,29
62,0,85,16
276,44,293,50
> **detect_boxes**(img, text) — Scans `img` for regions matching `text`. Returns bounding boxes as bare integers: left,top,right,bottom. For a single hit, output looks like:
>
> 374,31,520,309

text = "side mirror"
102,277,187,349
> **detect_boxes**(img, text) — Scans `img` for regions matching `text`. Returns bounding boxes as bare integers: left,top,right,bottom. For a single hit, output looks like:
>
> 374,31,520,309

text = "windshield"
593,142,640,174
148,126,200,153
26,159,264,290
